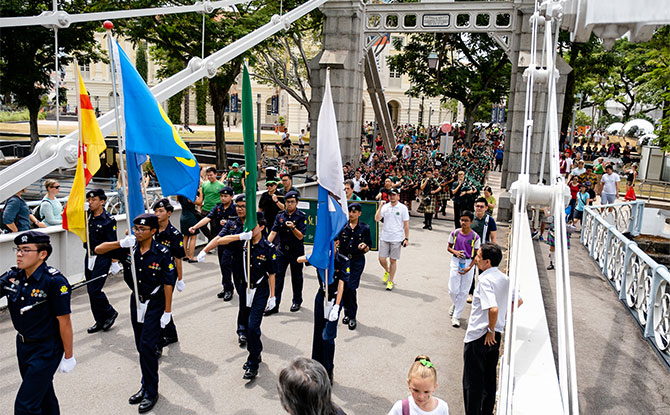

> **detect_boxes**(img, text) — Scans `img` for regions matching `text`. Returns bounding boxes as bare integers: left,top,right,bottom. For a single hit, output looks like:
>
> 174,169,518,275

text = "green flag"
242,63,257,232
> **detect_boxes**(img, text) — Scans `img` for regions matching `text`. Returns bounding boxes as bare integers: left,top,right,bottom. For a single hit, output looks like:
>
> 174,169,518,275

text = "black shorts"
574,210,583,220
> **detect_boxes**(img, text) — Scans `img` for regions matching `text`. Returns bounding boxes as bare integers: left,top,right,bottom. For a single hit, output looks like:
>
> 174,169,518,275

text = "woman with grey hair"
277,358,346,415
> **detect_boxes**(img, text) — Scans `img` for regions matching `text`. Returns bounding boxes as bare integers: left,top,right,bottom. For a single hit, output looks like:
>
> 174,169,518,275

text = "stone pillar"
308,0,365,174
497,2,572,221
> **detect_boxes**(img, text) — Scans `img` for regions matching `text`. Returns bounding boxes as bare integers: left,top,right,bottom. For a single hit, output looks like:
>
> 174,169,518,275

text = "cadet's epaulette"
172,228,180,235
267,241,275,249
47,267,60,275
159,245,169,254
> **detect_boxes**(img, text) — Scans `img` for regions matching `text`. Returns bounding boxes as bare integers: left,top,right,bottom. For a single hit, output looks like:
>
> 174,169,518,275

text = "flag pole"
74,60,92,260
54,27,60,140
105,21,141,315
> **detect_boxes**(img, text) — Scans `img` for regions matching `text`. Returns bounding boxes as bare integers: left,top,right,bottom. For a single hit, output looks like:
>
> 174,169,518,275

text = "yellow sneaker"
386,280,394,291
382,272,390,283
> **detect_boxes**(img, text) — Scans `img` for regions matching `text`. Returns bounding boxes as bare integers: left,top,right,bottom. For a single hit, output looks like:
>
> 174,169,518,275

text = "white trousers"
449,257,475,319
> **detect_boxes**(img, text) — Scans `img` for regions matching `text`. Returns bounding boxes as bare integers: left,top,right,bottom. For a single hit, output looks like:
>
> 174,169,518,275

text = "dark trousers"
463,332,502,415
130,293,165,400
237,283,270,371
312,290,336,372
15,337,62,415
200,211,212,240
217,249,235,293
495,159,503,172
84,255,116,324
343,256,365,320
275,251,304,308
453,202,466,228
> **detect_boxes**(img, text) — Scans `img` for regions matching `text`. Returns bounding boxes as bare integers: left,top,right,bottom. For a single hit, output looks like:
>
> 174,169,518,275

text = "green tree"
387,32,510,142
135,41,148,82
0,1,103,148
196,79,208,125
110,0,300,169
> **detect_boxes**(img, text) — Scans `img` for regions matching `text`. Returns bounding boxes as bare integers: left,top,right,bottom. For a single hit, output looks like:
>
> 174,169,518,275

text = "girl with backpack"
388,355,449,415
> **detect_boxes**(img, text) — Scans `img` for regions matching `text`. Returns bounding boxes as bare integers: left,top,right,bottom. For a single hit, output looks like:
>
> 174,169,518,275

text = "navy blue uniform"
0,263,71,414
218,217,245,297
238,237,277,371
337,221,372,320
154,222,185,342
271,209,307,308
84,210,118,324
109,241,177,401
209,203,238,293
312,253,349,375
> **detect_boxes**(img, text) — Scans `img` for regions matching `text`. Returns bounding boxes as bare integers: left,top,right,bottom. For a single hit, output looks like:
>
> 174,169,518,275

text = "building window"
79,64,90,78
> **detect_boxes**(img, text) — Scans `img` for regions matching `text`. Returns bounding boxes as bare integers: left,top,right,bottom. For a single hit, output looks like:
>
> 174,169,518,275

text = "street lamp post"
407,96,411,125
256,93,262,163
428,103,433,127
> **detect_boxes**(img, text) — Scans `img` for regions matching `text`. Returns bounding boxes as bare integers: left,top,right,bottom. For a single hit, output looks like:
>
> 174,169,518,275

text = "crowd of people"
1,121,524,415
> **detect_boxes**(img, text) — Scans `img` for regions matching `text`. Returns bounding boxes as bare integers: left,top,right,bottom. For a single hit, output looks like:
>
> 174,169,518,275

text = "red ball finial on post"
103,21,114,30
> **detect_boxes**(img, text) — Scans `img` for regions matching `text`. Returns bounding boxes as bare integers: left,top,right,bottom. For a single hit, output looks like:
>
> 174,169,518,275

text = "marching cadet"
84,188,119,334
199,211,276,380
297,243,349,383
199,194,246,343
189,186,237,300
336,202,371,330
95,214,176,413
153,198,186,349
0,231,76,414
266,190,307,315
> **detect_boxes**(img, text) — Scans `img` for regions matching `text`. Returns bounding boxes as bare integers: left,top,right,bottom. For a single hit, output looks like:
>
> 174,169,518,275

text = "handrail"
581,201,670,361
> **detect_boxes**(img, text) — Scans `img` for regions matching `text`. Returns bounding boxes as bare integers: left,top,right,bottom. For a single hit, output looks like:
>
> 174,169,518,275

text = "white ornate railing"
581,201,670,356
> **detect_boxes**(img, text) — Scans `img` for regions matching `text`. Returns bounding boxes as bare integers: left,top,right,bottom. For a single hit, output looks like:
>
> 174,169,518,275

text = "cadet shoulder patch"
48,267,59,275
168,263,174,270
60,285,68,295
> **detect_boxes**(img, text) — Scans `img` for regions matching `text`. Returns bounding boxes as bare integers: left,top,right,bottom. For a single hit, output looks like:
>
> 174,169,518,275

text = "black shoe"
138,396,158,413
427,225,433,230
102,310,118,331
238,334,247,347
243,355,261,369
342,316,350,325
217,289,226,298
128,389,144,405
547,263,555,270
223,291,233,302
243,368,258,380
422,224,429,229
87,322,102,334
290,303,301,312
348,319,357,330
263,307,278,316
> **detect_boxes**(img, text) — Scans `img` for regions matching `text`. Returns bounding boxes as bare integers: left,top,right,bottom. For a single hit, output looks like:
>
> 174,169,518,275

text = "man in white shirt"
374,189,409,291
351,170,368,196
567,160,586,182
600,164,620,205
564,151,573,174
463,243,522,415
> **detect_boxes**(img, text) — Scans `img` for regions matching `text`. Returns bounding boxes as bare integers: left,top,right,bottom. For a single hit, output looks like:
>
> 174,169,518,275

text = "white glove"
196,250,207,262
239,231,253,241
328,304,340,322
265,296,276,311
109,261,122,275
58,355,76,373
83,202,90,211
119,234,136,248
176,279,185,292
160,312,172,328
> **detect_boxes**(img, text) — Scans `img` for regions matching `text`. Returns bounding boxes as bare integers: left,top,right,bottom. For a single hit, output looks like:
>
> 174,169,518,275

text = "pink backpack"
402,398,410,415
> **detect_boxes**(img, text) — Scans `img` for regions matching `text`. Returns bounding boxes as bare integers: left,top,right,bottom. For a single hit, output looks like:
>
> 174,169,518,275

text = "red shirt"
569,183,579,199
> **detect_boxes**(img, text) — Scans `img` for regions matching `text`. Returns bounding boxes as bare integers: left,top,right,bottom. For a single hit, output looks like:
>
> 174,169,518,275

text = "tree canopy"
0,1,103,147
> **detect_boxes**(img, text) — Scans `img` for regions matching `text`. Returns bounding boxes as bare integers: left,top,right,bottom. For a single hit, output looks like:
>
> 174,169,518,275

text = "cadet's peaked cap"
152,198,174,211
349,203,362,212
133,213,159,229
219,186,234,195
234,194,246,203
388,188,400,195
86,188,107,200
14,231,50,246
284,191,299,200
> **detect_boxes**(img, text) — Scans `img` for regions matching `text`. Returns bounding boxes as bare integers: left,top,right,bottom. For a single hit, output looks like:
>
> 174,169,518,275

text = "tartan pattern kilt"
417,194,436,214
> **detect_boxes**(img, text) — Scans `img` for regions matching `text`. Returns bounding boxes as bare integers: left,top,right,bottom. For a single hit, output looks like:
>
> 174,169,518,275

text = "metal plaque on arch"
422,14,450,28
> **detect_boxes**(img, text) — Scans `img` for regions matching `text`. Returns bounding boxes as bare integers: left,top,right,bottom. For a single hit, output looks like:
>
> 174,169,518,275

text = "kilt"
417,194,436,214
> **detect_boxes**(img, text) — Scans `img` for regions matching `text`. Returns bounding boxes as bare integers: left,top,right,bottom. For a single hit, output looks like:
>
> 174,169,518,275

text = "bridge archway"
387,100,400,127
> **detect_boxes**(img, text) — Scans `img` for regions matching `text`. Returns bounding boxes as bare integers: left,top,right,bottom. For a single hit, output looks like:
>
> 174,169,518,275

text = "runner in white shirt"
375,189,409,291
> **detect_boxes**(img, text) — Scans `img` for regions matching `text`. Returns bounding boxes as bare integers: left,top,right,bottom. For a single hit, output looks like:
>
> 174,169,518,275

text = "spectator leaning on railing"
2,189,46,233
39,179,63,227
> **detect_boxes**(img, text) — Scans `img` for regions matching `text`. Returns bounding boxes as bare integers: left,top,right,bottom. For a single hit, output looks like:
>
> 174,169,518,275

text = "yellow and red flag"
62,66,107,242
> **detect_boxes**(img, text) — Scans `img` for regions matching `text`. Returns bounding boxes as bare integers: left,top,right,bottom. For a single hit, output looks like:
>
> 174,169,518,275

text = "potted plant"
278,116,286,132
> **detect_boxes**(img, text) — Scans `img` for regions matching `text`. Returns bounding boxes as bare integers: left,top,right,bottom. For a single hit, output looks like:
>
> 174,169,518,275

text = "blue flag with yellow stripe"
115,41,200,203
